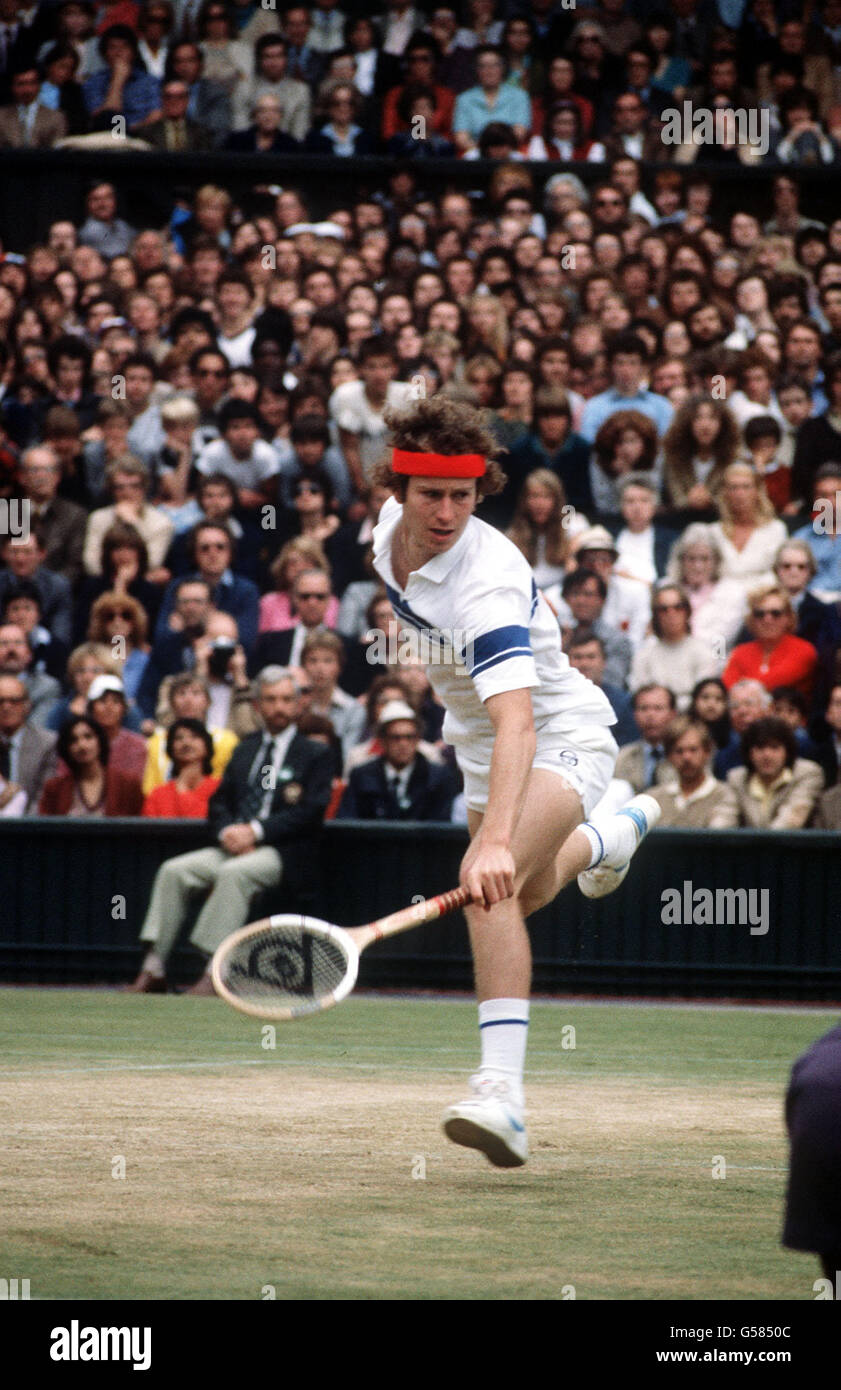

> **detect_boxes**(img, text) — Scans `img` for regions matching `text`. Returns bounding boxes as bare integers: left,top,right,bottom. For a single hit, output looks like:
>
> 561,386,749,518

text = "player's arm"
459,687,536,908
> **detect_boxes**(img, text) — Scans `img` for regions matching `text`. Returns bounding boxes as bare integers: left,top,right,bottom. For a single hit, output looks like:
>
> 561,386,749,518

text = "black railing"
1,817,840,999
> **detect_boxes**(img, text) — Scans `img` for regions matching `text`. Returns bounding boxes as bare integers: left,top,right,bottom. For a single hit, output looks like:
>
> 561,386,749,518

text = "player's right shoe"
577,793,661,900
442,1073,528,1168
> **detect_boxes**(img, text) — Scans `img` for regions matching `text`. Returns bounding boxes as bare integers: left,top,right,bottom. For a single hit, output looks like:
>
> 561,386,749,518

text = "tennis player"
371,396,660,1167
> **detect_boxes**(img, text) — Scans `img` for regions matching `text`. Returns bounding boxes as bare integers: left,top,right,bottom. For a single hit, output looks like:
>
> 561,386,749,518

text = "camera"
208,638,236,678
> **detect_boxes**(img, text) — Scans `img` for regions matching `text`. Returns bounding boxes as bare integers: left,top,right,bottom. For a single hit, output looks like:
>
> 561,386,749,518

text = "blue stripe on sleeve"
469,625,532,677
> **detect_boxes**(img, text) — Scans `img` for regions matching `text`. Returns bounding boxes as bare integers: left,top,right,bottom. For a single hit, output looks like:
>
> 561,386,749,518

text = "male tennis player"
371,396,660,1168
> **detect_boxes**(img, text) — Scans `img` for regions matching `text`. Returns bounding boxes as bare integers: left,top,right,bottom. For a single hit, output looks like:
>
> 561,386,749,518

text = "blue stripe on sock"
479,1018,529,1028
585,823,605,865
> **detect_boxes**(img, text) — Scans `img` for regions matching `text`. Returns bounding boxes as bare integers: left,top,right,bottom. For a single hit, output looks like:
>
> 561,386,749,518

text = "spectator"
552,567,632,689
252,566,336,672
276,413,352,512
630,581,721,710
579,331,673,445
666,522,748,654
163,40,231,146
306,79,376,154
195,399,279,511
86,672,148,779
337,698,455,821
126,666,333,994
14,443,87,586
688,676,731,753
86,590,149,702
141,75,212,149
713,677,773,779
141,716,220,818
571,524,651,647
1,580,68,682
792,463,841,599
82,26,162,133
613,683,678,793
47,640,135,732
452,44,530,155
39,714,143,816
590,409,660,515
723,583,818,700
501,386,592,525
83,457,174,582
76,521,162,640
791,356,841,506
225,90,301,152
708,463,788,596
648,716,739,828
727,715,824,828
612,474,677,586
141,670,238,793
329,336,413,496
0,621,60,726
299,629,365,761
0,670,57,812
0,525,73,648
0,63,68,146
565,630,637,746
232,37,310,145
661,396,740,514
505,468,580,592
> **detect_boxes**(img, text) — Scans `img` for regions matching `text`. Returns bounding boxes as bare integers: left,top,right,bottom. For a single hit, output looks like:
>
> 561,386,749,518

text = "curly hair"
593,408,659,475
370,395,506,499
661,395,741,507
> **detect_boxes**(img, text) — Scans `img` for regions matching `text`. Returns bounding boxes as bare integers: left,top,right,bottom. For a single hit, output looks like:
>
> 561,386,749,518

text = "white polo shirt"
372,496,614,766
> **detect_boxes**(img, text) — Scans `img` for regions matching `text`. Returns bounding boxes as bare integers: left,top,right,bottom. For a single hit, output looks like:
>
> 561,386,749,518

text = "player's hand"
459,839,516,910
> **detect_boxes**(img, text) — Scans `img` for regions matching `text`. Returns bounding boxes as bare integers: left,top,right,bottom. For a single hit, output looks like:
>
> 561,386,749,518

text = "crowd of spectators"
3,1,841,835
6,2,841,166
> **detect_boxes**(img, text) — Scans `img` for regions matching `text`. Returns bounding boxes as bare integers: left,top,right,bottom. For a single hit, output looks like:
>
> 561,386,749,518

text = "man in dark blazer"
128,666,333,994
153,521,259,654
0,524,73,647
336,700,455,822
0,671,57,812
140,78,214,151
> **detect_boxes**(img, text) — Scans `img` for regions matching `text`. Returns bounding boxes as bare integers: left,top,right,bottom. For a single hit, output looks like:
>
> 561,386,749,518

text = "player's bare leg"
444,771,660,1165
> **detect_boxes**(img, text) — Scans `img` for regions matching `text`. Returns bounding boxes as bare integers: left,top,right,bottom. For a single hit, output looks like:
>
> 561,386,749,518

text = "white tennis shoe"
577,793,661,900
442,1073,528,1168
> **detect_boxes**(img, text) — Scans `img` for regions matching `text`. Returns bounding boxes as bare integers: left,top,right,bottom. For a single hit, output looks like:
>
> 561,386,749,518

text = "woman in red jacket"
723,584,818,699
40,716,143,816
142,719,220,819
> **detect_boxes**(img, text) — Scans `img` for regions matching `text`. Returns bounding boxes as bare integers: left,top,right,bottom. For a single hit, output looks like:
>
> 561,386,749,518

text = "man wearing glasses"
154,521,259,654
252,568,337,673
0,671,57,810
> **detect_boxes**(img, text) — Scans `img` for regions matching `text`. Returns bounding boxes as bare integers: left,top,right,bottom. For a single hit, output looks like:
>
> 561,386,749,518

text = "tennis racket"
211,885,471,1021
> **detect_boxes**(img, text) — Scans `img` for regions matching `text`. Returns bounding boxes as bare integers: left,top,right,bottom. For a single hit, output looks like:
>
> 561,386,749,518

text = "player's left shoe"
577,793,661,900
442,1073,528,1167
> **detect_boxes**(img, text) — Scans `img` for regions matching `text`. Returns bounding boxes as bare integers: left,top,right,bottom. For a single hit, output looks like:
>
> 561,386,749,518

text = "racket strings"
218,923,349,1010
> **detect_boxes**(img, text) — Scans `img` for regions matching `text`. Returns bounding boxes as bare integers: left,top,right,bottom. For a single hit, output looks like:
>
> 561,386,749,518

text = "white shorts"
458,723,618,819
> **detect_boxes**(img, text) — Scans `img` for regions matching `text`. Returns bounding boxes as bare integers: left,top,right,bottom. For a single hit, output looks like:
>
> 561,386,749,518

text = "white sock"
478,998,529,1102
579,811,638,869
142,951,165,978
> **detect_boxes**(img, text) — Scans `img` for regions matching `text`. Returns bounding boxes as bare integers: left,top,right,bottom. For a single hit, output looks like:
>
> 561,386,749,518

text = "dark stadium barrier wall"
1,818,840,999
1,149,839,254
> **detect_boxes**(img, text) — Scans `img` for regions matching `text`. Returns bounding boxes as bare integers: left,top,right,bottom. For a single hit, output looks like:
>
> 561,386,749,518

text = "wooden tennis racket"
211,886,471,1021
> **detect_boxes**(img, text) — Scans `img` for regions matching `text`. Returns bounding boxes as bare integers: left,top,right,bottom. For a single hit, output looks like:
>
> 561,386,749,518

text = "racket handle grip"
365,885,472,944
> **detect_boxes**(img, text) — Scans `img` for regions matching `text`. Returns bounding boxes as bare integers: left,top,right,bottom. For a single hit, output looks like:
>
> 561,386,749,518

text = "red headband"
392,448,486,478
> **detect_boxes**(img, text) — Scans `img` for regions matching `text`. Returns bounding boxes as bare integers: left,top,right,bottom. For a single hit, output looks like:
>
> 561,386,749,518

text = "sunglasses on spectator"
104,609,134,620
297,483,323,494
196,367,227,377
752,607,786,618
197,541,229,550
654,602,686,612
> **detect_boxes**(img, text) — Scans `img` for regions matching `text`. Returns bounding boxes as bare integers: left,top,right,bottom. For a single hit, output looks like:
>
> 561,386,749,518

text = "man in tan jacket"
650,717,739,828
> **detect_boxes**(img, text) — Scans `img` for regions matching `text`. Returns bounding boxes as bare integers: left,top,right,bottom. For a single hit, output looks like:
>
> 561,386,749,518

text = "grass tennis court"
1,988,835,1301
